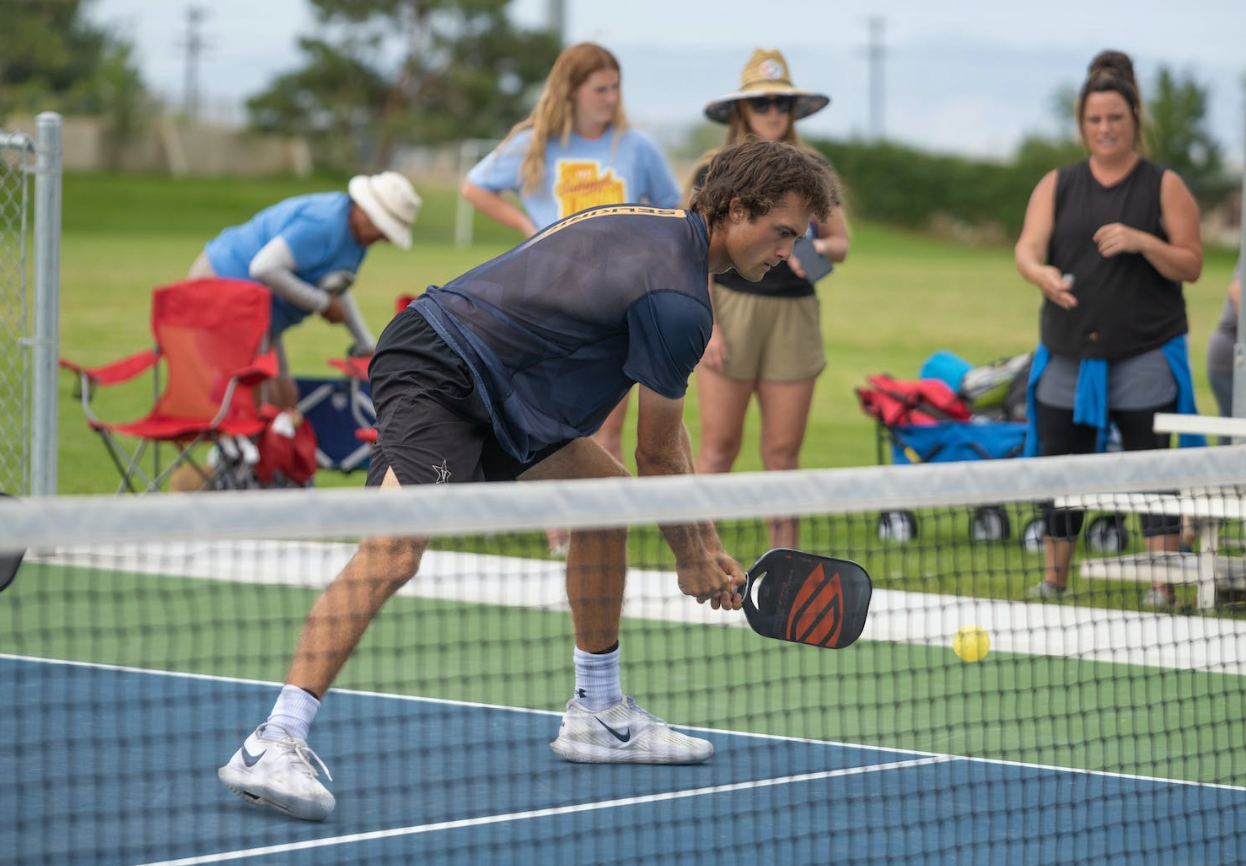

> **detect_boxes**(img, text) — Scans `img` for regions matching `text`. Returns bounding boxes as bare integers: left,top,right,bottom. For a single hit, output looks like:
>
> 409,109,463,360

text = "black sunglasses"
746,95,794,114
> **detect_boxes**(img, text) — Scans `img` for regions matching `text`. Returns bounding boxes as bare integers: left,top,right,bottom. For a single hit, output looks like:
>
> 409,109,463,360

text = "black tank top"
1042,158,1186,359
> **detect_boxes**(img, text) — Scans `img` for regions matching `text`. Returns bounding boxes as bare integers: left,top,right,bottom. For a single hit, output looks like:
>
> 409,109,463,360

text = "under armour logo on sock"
575,688,587,698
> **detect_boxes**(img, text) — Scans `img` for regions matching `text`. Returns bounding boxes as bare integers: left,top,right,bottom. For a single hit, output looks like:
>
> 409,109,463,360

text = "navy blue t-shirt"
411,204,713,462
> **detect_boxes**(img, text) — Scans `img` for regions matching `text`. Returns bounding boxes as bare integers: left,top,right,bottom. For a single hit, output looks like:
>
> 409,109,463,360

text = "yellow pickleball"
953,625,990,663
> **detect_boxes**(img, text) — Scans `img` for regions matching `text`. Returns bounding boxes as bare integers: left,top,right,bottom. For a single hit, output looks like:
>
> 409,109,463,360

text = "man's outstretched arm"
634,386,744,610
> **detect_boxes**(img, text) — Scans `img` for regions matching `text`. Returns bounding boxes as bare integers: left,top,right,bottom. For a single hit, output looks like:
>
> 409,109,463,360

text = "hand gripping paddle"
741,548,872,649
0,492,24,594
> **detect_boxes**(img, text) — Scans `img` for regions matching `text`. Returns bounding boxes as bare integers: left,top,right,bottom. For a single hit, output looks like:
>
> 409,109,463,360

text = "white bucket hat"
348,171,421,249
703,48,830,124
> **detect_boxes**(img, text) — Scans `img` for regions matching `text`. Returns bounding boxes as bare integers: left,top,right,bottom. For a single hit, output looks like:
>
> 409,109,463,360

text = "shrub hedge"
810,136,1076,241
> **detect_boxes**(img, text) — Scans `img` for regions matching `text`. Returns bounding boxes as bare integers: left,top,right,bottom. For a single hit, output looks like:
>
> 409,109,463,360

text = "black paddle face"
0,550,21,593
741,548,872,649
0,492,23,593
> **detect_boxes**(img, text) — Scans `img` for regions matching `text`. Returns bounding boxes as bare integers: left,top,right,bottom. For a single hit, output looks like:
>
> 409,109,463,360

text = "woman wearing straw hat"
690,48,850,550
461,41,683,554
189,171,421,409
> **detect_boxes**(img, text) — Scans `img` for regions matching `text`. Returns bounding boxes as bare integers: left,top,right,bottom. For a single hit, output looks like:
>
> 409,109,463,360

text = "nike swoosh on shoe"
596,720,631,743
241,745,266,767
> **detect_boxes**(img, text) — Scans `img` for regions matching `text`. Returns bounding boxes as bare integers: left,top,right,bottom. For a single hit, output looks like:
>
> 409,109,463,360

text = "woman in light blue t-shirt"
462,42,682,554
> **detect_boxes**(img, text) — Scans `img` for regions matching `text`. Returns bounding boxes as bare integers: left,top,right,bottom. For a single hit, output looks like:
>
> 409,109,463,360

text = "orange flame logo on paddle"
786,564,844,647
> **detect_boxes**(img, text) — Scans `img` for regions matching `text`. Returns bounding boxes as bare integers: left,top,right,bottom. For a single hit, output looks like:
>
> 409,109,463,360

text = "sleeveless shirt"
1042,158,1186,360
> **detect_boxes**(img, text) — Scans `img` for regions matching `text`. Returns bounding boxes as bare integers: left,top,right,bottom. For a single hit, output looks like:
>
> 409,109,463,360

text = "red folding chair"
61,278,278,493
325,356,377,445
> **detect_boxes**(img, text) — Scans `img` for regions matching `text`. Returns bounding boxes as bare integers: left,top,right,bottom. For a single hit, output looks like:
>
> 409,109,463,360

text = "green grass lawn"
51,171,1241,495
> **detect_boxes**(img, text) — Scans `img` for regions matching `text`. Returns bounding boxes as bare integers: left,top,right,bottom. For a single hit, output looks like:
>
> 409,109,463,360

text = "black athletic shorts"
364,307,567,487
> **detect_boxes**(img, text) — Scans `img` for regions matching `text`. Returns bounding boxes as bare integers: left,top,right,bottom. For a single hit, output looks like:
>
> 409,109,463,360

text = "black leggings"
1035,400,1180,539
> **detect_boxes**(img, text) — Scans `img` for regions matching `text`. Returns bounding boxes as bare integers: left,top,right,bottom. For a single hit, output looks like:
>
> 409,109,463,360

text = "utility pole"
547,0,568,43
866,16,886,141
180,6,208,122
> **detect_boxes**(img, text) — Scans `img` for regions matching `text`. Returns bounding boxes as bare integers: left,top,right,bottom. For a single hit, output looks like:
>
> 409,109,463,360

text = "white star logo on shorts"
431,459,452,484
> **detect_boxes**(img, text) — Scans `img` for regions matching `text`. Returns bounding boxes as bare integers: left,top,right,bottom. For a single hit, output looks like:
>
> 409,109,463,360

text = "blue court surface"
4,656,1244,866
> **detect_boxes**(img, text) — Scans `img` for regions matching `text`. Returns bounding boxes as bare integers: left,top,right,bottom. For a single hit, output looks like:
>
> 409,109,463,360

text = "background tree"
0,0,149,162
1016,67,1230,209
246,39,393,172
246,0,561,171
1147,67,1230,207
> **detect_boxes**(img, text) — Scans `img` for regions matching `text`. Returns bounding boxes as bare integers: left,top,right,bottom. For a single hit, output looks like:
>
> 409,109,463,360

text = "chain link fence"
0,124,32,496
0,113,61,497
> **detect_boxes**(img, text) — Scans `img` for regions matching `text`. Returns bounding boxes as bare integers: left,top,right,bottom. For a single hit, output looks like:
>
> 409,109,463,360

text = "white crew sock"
262,684,321,742
573,644,622,711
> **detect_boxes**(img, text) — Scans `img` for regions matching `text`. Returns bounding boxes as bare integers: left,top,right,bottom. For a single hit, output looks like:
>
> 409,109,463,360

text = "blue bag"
918,351,974,392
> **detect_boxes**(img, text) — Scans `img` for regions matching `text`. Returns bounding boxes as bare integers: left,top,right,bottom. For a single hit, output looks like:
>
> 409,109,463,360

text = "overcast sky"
89,0,1246,160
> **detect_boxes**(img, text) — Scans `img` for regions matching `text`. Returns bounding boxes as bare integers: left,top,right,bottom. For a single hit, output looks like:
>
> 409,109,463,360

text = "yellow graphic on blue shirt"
554,160,626,218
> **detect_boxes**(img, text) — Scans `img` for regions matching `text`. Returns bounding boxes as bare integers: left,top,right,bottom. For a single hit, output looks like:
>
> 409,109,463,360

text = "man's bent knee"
356,535,426,588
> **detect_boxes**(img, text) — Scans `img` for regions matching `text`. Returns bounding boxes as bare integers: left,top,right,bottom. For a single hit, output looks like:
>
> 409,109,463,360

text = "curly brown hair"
688,138,838,228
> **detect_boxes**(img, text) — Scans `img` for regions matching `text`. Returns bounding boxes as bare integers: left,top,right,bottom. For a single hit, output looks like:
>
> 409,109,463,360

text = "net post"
453,138,497,250
30,111,61,497
1232,104,1246,425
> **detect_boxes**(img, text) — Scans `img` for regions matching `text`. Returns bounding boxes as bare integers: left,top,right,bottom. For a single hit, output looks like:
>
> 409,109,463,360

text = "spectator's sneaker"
1025,582,1067,601
219,724,335,821
550,695,713,764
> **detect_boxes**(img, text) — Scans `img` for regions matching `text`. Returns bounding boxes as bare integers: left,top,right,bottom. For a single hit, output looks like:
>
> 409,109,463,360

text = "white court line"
30,540,1246,674
125,756,951,866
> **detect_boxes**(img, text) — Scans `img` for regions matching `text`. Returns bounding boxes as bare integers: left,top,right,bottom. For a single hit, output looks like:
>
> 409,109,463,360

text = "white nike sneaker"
550,695,713,764
218,724,335,821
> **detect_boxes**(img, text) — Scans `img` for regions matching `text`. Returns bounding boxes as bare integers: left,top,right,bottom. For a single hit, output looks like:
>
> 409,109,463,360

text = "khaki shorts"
711,284,826,382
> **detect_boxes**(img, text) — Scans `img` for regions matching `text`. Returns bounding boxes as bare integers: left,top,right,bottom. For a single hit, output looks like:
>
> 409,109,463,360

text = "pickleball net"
3,444,1246,865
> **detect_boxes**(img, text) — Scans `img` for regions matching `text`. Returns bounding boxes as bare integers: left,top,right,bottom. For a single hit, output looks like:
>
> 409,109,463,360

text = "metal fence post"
453,139,498,249
30,112,61,497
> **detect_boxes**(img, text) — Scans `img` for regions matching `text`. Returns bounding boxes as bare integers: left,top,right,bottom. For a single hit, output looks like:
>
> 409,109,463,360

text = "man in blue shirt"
219,138,839,821
190,172,422,407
